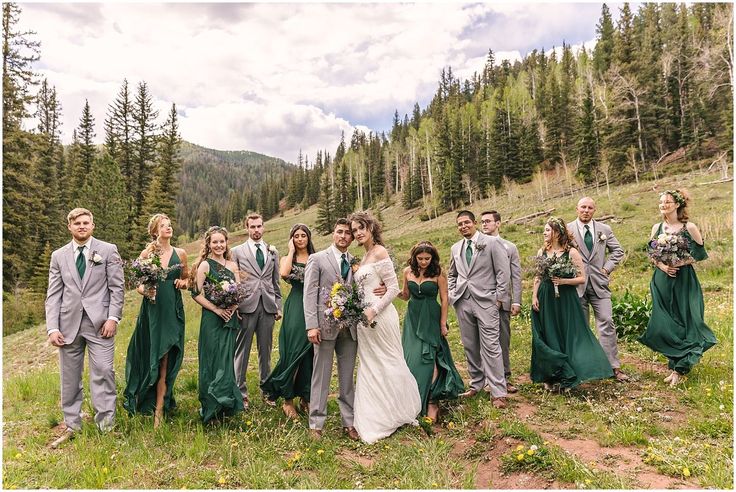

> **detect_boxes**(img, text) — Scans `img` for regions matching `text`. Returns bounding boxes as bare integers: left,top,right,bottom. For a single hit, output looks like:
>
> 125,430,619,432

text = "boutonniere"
267,245,277,255
350,256,361,273
597,232,607,242
89,251,103,265
475,243,487,252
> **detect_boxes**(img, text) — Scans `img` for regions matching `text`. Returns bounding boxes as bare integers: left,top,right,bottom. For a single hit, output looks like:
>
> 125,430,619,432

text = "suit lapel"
327,248,342,281
468,236,481,272
454,241,469,277
242,242,260,274
65,242,83,291
573,222,591,260
588,221,601,261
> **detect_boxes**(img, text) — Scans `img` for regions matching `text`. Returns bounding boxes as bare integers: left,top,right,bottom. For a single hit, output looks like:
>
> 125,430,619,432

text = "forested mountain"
177,141,292,238
283,3,733,234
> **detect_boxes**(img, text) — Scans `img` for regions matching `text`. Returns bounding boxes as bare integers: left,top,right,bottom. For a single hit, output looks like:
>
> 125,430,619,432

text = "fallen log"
510,208,555,224
696,177,733,186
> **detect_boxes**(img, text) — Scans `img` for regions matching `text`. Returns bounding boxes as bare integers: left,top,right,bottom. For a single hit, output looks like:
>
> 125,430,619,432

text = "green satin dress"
124,252,185,415
261,262,313,403
402,280,464,416
197,259,244,423
638,224,716,374
531,252,614,388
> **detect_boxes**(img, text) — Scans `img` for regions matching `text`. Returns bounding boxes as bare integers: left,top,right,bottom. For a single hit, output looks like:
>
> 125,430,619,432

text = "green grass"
3,167,732,488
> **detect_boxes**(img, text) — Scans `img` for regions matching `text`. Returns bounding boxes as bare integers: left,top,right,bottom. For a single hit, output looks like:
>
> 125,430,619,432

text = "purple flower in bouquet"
322,279,376,331
126,253,180,303
648,231,692,267
203,272,250,309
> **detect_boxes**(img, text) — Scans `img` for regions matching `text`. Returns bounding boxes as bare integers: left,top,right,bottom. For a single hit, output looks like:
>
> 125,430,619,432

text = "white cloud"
20,2,604,162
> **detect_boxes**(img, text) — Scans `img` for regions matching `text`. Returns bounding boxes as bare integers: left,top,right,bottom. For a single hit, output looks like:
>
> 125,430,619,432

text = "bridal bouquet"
127,253,179,303
534,254,577,298
203,272,250,309
284,263,306,283
322,280,376,331
648,232,692,267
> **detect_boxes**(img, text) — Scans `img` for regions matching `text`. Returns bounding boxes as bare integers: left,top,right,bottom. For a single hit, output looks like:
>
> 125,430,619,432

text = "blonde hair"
67,208,93,225
189,226,231,285
143,213,171,257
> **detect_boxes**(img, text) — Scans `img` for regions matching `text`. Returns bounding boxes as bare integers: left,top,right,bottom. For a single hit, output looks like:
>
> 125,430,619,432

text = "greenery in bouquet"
284,263,305,283
322,280,376,331
534,253,577,297
648,231,693,267
126,252,180,303
203,272,249,309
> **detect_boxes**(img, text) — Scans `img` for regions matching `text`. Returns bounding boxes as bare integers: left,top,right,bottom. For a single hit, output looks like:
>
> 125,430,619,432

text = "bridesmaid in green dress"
398,241,464,422
190,226,244,423
261,224,316,420
639,189,716,386
531,217,614,390
124,214,188,428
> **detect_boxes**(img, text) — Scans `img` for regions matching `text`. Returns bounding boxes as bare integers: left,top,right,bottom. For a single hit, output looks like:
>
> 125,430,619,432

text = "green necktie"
465,239,473,266
255,243,265,270
76,245,86,279
584,225,593,252
340,253,349,280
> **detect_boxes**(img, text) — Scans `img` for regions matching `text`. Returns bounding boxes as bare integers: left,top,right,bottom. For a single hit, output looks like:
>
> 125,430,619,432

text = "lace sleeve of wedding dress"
370,259,400,314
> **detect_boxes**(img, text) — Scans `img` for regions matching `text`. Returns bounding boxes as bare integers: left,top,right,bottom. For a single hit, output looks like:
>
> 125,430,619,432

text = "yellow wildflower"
683,467,691,478
585,479,592,484
102,467,108,474
14,453,21,459
218,477,226,485
527,449,535,456
432,483,438,487
317,449,324,455
246,420,253,426
516,445,524,451
294,452,302,460
447,422,455,429
516,454,524,461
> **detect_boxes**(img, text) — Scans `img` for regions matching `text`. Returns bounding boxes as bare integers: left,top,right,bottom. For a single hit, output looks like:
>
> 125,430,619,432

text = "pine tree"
131,81,159,231
108,79,135,196
142,103,181,224
78,99,96,177
575,83,598,182
593,4,615,75
30,241,53,292
315,168,335,235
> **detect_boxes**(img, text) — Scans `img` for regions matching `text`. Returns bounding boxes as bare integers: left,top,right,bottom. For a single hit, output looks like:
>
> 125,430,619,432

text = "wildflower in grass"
683,467,691,477
218,477,226,485
432,483,438,487
516,454,524,461
294,452,302,460
246,420,252,426
317,449,324,455
102,467,108,474
529,445,538,451
447,422,455,430
527,449,535,456
14,453,21,459
516,444,524,451
585,479,592,485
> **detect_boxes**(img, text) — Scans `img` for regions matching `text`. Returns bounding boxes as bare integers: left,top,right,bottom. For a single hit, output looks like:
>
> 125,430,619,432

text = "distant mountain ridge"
176,141,294,236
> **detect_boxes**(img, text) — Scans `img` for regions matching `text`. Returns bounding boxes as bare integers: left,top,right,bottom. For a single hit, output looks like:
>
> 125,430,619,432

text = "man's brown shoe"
613,369,630,382
492,397,507,409
506,383,518,394
309,428,323,440
343,426,360,441
460,388,478,398
50,428,74,449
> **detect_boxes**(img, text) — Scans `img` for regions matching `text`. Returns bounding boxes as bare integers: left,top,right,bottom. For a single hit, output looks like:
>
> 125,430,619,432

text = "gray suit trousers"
234,298,275,399
60,313,116,430
499,309,512,378
579,283,620,369
456,297,507,398
309,329,357,430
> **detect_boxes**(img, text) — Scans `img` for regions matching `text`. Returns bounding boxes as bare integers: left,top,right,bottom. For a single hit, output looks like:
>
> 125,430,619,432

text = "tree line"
284,3,733,234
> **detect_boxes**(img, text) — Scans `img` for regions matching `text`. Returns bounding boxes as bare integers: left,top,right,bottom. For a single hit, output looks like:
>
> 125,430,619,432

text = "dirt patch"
337,448,375,468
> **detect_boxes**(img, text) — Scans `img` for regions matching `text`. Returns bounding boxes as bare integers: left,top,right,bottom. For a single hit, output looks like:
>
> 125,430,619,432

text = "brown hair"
348,210,384,246
481,210,501,222
189,226,231,285
142,213,171,257
289,223,316,258
244,213,263,228
544,217,576,253
67,207,93,224
407,241,442,278
663,189,691,223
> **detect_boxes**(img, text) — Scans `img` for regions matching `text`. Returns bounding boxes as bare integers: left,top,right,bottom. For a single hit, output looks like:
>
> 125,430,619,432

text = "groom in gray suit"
45,208,124,448
231,213,282,409
568,197,628,381
448,211,510,408
304,218,360,440
481,210,522,393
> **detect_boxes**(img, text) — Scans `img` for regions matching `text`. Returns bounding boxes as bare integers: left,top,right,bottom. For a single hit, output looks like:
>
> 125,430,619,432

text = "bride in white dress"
349,211,421,444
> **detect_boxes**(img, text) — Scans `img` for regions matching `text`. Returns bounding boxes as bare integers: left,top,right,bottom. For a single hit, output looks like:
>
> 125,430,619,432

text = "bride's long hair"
348,211,384,247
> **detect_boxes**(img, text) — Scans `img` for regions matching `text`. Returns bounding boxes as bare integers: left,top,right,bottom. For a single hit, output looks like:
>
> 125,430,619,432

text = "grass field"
3,166,732,489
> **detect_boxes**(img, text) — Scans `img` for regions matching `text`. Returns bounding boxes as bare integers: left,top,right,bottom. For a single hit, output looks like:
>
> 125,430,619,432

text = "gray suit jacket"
567,219,625,299
303,246,356,341
231,241,282,314
496,236,522,311
448,233,509,308
45,237,125,341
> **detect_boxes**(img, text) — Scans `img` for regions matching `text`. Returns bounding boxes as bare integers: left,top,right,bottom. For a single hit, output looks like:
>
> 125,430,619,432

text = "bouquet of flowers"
203,272,250,309
285,263,305,283
648,232,692,267
322,279,376,331
127,253,179,303
534,254,577,298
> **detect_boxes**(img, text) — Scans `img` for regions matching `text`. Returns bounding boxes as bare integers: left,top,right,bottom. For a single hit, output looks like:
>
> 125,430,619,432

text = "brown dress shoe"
343,426,360,441
50,429,74,449
309,428,323,440
242,396,250,411
460,388,479,398
506,383,518,394
492,397,507,409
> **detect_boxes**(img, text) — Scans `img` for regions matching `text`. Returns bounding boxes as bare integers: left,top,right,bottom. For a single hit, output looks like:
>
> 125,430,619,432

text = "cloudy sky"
21,2,624,164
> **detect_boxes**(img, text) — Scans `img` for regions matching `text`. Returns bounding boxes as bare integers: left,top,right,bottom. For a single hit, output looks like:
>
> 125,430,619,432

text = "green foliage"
2,289,45,336
611,290,652,341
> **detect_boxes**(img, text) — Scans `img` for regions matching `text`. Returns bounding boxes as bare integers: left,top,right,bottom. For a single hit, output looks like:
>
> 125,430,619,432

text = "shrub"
3,289,46,336
611,290,652,341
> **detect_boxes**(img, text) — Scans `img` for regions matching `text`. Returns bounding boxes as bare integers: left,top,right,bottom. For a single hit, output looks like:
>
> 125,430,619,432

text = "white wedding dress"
353,258,421,444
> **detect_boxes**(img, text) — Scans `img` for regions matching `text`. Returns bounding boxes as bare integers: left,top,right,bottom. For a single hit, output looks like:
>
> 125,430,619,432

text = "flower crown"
548,216,567,235
661,190,686,207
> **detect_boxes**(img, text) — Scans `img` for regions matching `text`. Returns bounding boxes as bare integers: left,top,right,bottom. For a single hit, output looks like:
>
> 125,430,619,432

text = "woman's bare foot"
282,400,299,420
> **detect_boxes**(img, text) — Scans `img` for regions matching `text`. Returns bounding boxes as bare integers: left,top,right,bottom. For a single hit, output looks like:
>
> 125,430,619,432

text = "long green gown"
123,252,185,415
531,252,614,388
638,224,716,374
197,259,244,423
402,280,464,416
261,262,313,403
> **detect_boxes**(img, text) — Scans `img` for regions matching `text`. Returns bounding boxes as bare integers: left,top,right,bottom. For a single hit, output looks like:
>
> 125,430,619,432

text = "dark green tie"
465,240,473,266
255,243,265,270
584,225,593,252
76,245,86,279
340,253,349,280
